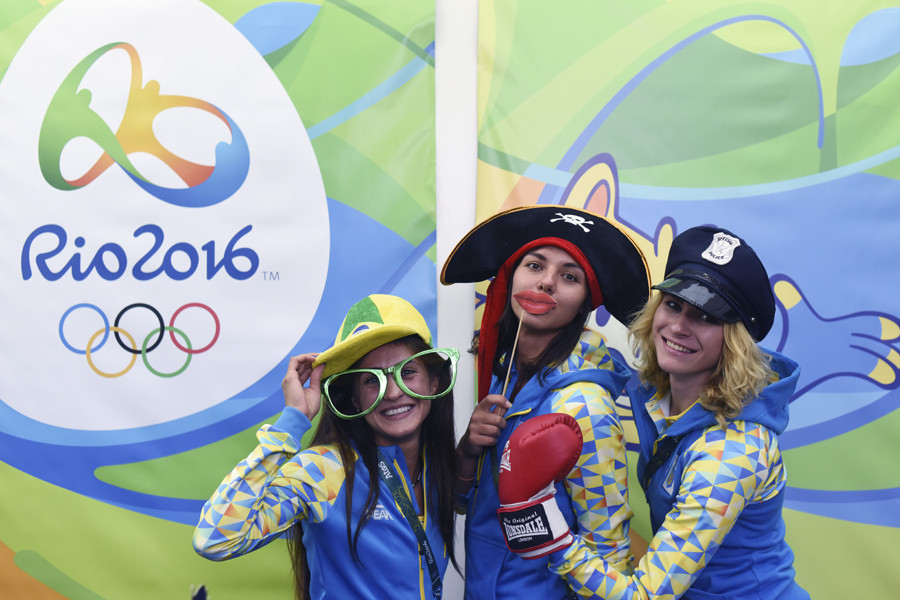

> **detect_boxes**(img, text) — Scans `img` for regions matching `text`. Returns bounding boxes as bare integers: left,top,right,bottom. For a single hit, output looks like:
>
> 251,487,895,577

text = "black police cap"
654,226,775,341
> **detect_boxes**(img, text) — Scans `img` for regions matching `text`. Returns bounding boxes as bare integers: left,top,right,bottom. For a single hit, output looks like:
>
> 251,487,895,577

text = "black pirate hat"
441,206,650,401
441,205,650,325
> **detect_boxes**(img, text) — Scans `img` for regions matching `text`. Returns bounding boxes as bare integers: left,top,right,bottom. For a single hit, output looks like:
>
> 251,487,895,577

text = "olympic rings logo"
59,302,220,378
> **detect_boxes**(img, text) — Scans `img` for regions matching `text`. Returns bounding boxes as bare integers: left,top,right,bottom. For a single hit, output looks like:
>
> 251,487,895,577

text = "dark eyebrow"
523,250,585,272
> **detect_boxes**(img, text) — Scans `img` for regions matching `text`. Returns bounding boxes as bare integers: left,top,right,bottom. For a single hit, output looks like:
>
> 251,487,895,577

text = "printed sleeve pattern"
192,423,348,561
552,422,782,599
549,377,634,584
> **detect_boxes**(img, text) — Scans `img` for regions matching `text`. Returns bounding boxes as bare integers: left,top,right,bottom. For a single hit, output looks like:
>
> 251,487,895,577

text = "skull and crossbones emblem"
549,212,593,232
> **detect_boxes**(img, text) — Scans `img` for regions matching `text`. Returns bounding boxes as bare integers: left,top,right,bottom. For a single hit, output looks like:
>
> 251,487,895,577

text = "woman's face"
355,341,435,448
653,293,725,385
510,245,589,334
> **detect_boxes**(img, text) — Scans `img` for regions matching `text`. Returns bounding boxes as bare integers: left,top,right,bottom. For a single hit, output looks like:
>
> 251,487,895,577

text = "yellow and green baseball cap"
313,294,432,377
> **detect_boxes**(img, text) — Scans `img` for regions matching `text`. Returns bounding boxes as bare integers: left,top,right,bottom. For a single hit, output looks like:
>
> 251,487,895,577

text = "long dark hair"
286,335,458,599
470,274,594,391
492,296,593,384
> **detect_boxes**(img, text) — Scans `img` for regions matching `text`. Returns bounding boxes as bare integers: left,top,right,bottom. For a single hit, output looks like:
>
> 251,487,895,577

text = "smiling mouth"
383,405,413,417
665,338,695,354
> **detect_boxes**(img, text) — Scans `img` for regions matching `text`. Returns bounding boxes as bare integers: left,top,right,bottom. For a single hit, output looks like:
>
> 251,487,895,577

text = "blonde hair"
629,293,773,427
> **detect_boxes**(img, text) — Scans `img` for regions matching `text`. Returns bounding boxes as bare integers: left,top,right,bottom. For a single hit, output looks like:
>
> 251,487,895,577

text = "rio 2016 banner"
477,2,899,598
0,1,435,598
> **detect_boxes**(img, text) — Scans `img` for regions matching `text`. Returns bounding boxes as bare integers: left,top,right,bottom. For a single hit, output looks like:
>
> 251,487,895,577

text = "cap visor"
313,325,423,377
653,276,741,323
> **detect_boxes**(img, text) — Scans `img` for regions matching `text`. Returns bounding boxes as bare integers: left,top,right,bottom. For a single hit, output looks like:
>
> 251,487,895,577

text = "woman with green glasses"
193,294,459,600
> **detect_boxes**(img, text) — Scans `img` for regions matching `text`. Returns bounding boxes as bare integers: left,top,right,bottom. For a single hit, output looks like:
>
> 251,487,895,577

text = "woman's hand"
454,394,511,492
458,394,511,458
281,353,324,420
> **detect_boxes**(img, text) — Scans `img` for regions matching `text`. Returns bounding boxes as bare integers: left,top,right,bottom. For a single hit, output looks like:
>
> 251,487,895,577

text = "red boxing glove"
497,413,583,559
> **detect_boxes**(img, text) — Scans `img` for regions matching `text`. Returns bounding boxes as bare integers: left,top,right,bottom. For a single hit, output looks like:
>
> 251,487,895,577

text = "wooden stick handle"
497,314,524,417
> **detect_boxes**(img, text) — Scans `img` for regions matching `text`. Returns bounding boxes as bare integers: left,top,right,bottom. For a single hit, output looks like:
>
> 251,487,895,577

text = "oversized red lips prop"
513,291,557,315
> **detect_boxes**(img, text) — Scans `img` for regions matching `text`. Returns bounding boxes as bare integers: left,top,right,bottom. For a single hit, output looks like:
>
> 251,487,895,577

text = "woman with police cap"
193,294,459,600
440,205,651,598
515,226,809,599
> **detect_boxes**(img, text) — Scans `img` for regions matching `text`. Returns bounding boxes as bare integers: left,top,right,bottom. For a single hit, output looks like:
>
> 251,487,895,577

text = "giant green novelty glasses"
322,347,459,420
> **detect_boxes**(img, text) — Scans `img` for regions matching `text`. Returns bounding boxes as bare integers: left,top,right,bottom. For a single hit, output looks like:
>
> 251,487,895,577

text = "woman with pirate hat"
507,226,809,599
194,294,460,600
441,205,651,598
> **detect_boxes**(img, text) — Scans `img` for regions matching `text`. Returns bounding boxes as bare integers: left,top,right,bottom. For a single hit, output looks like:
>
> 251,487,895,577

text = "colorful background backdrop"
0,0,436,598
475,1,900,598
3,0,899,599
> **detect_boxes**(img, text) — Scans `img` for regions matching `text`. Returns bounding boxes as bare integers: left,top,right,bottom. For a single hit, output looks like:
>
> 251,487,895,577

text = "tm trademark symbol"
262,271,280,281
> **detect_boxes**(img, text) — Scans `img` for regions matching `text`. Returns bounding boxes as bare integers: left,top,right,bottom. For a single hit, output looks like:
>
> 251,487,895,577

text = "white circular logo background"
0,0,328,431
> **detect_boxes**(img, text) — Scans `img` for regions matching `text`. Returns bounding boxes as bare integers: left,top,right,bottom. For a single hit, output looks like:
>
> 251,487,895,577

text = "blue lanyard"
375,449,442,599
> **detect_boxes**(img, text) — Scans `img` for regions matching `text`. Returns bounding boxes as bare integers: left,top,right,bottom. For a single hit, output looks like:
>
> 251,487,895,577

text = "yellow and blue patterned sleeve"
193,408,348,561
552,422,780,599
550,379,634,578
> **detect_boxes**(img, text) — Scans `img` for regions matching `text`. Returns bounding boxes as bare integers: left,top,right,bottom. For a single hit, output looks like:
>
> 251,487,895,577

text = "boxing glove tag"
499,501,554,553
